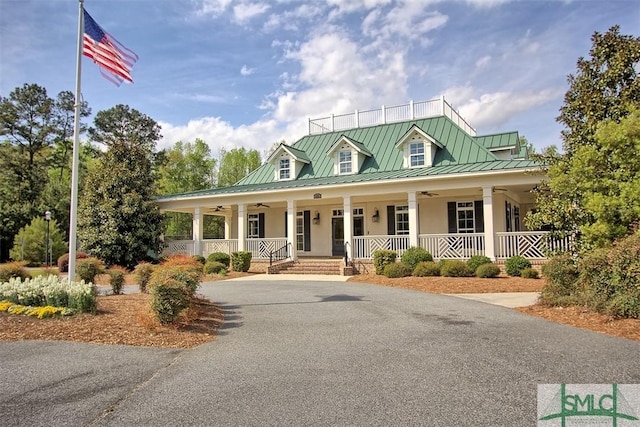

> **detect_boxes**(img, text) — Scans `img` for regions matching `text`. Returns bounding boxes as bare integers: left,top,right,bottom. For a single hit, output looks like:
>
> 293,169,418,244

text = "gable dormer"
395,125,443,168
326,135,372,175
266,143,310,181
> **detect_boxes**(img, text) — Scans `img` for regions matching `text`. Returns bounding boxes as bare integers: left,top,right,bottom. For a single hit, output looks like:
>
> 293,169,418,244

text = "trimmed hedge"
505,255,532,277
76,258,105,284
400,247,433,271
0,262,31,283
108,266,128,295
383,263,412,278
467,256,491,273
231,251,252,272
475,263,500,278
207,252,231,267
204,261,227,275
440,260,474,277
57,252,89,273
521,268,539,279
413,261,440,277
133,262,154,293
373,250,397,275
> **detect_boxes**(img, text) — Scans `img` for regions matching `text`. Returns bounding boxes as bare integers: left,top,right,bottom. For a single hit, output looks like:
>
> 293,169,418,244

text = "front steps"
269,258,354,276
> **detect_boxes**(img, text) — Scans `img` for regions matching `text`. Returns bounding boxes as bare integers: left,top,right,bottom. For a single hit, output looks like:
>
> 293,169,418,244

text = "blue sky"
1,0,638,156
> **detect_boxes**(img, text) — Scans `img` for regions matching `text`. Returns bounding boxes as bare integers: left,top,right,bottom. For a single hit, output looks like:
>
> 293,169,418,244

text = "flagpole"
68,0,84,282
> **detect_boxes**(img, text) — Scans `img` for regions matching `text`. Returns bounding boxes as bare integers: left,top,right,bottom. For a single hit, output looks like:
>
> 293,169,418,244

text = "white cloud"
263,4,325,33
233,2,270,24
326,0,393,15
240,65,254,76
361,3,448,41
475,55,491,69
159,117,287,155
444,87,562,130
195,0,232,16
465,0,513,7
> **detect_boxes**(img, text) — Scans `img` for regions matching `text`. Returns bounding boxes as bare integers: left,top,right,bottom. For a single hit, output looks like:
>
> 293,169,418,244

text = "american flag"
83,8,138,86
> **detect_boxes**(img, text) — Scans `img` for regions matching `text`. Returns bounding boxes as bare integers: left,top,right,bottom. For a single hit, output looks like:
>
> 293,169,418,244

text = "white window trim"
395,205,409,235
409,141,425,168
339,150,352,175
456,201,475,234
248,213,260,238
279,157,291,181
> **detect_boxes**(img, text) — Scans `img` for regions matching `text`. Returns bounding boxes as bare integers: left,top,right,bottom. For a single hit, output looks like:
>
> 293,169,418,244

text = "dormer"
326,135,372,175
395,125,442,168
266,143,310,181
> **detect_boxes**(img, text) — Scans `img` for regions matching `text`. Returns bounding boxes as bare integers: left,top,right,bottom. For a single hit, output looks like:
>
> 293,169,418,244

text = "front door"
332,217,344,256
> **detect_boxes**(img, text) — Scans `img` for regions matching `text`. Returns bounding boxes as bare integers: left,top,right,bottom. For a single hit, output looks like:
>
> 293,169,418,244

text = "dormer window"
326,135,372,176
339,150,352,174
267,143,311,182
279,158,290,180
409,142,425,167
395,125,443,169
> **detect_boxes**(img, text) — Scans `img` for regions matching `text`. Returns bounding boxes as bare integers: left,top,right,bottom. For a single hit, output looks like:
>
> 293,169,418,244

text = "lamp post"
45,211,51,267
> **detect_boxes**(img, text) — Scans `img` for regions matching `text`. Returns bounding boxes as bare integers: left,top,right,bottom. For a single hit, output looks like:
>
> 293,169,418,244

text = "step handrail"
269,242,291,266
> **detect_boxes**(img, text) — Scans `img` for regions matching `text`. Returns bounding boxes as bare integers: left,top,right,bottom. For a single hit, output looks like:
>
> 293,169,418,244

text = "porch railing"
269,242,291,266
308,98,477,136
496,232,572,260
202,239,238,257
246,238,288,259
351,235,410,259
419,233,485,260
163,240,195,256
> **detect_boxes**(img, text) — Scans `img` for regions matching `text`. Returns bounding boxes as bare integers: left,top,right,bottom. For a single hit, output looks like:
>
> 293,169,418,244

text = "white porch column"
408,191,419,247
224,215,231,239
237,204,246,251
343,196,352,257
193,207,203,256
483,186,496,260
287,199,297,260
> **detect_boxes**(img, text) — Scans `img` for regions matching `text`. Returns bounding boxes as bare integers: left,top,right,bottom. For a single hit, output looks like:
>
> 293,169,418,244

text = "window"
339,150,352,174
332,209,344,217
248,214,260,238
279,158,290,180
352,208,364,216
457,202,474,233
409,142,425,167
296,212,304,251
395,205,409,235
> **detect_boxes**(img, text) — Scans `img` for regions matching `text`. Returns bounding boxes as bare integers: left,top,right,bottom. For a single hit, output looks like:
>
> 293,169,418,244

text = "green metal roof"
475,131,519,150
158,116,540,200
238,116,499,186
326,135,373,157
266,143,311,163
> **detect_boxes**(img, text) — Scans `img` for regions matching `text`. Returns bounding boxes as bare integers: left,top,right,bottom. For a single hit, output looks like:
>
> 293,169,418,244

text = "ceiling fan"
420,191,439,197
255,202,270,208
213,206,225,212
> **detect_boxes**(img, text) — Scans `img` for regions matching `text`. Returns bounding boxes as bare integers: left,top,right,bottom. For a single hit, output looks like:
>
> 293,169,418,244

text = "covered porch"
160,174,566,266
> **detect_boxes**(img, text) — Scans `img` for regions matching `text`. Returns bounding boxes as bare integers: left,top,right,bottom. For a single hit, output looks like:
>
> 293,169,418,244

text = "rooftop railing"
308,97,477,136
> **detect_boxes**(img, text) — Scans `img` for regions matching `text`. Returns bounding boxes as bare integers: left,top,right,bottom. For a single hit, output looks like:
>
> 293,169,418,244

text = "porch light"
313,211,320,225
372,208,380,223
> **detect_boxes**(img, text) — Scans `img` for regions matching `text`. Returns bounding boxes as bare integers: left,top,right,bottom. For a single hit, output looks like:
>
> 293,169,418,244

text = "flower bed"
0,276,96,313
0,301,75,318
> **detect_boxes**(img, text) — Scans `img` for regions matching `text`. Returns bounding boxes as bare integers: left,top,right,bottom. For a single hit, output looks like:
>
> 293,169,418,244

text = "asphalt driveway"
2,278,639,426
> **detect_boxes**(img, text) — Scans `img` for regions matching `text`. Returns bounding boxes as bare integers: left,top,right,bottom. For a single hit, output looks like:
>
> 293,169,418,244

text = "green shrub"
204,261,227,275
606,294,640,319
440,260,474,277
148,277,190,324
207,252,231,267
75,258,105,284
108,266,127,295
373,250,397,275
400,247,433,271
10,217,67,267
152,267,201,296
0,262,31,283
475,263,501,278
192,255,206,265
521,268,539,279
231,251,252,272
467,255,492,273
383,262,412,278
413,261,440,277
57,252,89,273
608,232,640,297
133,262,154,293
539,254,580,306
505,255,532,277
